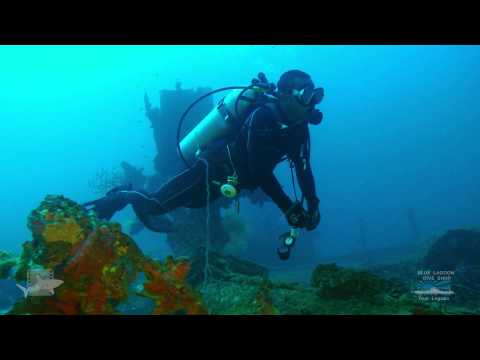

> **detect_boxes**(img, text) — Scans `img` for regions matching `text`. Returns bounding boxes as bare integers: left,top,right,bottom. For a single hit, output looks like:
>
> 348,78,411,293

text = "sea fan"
87,167,125,196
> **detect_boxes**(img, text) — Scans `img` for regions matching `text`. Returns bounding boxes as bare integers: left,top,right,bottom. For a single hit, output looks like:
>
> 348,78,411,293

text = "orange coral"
13,195,207,315
83,281,110,314
142,259,207,315
164,256,191,282
45,289,80,315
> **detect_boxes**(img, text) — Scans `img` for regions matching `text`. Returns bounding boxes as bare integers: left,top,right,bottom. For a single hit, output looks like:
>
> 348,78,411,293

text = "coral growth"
0,251,17,279
6,196,480,316
42,218,84,245
311,263,406,303
254,280,279,315
88,162,146,197
9,195,205,315
141,257,206,314
198,256,474,315
200,276,278,315
28,195,94,245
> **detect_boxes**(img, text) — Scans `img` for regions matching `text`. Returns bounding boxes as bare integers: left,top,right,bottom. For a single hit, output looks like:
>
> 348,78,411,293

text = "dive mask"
293,85,324,107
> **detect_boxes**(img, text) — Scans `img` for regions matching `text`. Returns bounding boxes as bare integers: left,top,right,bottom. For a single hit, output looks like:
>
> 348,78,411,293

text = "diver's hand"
284,202,308,228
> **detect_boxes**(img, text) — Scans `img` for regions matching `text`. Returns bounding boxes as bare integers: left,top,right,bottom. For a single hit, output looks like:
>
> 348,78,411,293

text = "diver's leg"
82,163,204,219
147,159,221,211
83,184,133,220
100,160,206,215
83,160,220,231
130,160,222,232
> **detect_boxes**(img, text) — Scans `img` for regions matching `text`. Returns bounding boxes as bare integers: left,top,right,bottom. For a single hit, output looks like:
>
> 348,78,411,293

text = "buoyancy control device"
176,73,277,198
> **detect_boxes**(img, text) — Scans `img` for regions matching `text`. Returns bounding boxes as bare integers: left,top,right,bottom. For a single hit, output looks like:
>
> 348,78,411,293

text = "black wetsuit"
231,105,318,213
88,103,319,232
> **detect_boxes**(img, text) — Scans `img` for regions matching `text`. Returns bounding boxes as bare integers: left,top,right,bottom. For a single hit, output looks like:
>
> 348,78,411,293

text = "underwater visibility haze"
0,45,479,315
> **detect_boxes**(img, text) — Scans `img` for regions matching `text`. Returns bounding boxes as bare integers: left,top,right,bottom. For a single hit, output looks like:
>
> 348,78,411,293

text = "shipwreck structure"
143,82,231,256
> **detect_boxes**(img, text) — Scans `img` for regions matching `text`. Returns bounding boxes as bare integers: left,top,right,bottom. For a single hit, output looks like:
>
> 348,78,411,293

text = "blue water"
0,280,23,312
0,45,479,265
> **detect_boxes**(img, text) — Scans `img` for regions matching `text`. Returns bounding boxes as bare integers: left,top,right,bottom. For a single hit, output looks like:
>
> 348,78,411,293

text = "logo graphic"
413,269,455,302
15,269,63,298
413,287,455,296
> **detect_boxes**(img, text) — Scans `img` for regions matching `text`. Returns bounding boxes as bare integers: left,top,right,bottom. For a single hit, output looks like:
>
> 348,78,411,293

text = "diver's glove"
284,201,308,228
83,184,132,220
305,197,321,231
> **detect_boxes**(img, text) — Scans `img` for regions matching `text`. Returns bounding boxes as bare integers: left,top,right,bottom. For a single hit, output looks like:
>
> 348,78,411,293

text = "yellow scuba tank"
179,87,265,165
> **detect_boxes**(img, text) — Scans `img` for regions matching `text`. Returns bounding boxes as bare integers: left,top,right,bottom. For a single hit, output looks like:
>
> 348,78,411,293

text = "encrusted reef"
311,263,407,303
0,251,17,279
198,262,456,315
193,244,480,315
365,229,480,311
309,263,437,314
9,195,206,315
3,195,479,315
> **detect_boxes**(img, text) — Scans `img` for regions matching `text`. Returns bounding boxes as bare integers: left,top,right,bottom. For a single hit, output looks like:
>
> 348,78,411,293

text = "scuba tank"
177,73,277,199
179,87,260,164
177,73,277,168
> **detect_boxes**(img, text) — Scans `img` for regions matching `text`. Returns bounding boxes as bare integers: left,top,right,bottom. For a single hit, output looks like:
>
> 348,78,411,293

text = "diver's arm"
247,107,294,213
120,190,167,214
258,169,294,213
290,136,321,231
255,163,309,228
292,154,319,210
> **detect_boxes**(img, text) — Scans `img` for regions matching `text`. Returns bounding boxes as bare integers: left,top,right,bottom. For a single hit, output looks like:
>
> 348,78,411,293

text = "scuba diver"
83,70,324,259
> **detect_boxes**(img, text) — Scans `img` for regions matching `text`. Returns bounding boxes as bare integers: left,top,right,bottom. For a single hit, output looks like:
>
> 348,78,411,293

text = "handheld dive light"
277,228,300,260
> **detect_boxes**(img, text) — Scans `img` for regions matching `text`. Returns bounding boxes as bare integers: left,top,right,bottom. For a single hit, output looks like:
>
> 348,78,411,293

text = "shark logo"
413,287,455,296
413,273,455,301
16,269,64,298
